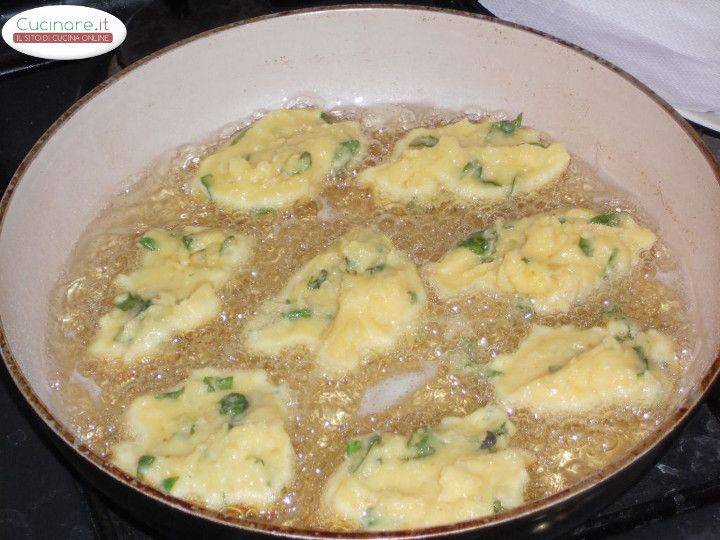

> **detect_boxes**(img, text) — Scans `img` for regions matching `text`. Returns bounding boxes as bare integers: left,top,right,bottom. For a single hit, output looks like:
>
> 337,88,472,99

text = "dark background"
2,2,720,539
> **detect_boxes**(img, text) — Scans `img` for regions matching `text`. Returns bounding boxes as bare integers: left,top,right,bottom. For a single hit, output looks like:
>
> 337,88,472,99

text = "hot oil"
47,105,693,530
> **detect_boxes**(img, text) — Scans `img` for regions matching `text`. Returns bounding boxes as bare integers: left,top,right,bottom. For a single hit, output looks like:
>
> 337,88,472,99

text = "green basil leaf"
114,292,151,313
608,247,620,267
287,151,311,174
331,139,360,172
203,376,233,392
633,345,650,376
346,439,363,455
602,303,623,319
344,257,359,274
604,247,620,277
219,392,249,416
507,176,518,198
307,269,329,290
515,299,534,318
589,212,625,227
493,499,504,514
139,236,158,251
229,129,247,145
359,507,380,529
349,434,382,473
479,430,497,450
161,476,178,492
484,368,503,378
579,237,593,256
461,160,483,180
284,308,312,320
320,111,337,124
490,113,523,135
493,422,508,437
458,229,497,259
220,235,235,254
155,387,184,400
200,174,213,199
409,135,439,148
137,455,156,476
407,427,436,459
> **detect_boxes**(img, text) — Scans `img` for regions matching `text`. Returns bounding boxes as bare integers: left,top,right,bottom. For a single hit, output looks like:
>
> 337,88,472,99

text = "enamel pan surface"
1,5,719,538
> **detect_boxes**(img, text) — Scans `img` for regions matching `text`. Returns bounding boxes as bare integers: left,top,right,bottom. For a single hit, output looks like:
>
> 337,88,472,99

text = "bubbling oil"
48,104,693,530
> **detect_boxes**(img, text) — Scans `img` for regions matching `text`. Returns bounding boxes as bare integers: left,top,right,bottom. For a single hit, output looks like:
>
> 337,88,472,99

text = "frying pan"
1,5,719,538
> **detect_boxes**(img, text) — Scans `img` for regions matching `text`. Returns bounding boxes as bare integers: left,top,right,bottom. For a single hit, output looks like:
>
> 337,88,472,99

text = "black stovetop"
2,2,720,538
